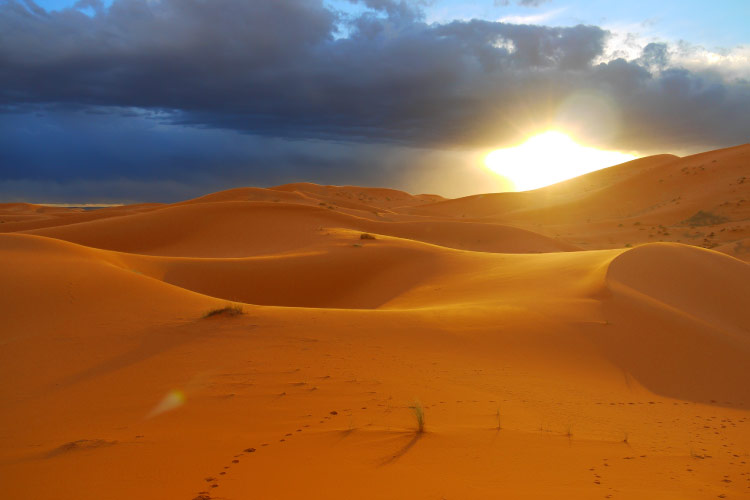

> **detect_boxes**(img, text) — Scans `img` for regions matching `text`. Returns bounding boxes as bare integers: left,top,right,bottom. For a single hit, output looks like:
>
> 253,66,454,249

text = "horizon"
20,141,749,206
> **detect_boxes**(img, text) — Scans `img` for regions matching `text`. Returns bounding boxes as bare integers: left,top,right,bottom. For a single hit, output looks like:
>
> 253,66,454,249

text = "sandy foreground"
1,145,749,499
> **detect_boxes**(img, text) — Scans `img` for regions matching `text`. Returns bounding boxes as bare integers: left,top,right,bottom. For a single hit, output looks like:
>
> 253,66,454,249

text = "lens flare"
146,389,186,418
484,131,636,191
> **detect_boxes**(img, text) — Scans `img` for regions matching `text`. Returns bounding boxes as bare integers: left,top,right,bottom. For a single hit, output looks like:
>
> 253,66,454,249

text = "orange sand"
1,145,749,499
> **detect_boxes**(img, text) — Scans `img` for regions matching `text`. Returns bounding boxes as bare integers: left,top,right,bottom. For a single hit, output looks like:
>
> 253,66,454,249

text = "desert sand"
1,144,749,499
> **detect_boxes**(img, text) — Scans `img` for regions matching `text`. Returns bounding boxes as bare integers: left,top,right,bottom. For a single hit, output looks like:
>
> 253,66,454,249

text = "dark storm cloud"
1,0,748,152
0,107,501,202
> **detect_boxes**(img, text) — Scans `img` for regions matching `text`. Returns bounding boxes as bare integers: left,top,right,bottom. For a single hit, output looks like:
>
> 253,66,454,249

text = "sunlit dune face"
484,131,637,191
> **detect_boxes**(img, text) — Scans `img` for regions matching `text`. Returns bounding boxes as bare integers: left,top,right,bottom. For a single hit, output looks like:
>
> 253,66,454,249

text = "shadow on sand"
379,431,423,466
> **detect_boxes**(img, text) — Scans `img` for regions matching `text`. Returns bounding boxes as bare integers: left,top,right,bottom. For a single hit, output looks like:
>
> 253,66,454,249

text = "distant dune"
1,144,749,500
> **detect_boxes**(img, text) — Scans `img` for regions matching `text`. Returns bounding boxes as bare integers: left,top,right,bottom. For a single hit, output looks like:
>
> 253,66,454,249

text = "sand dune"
23,200,576,256
595,243,750,405
2,145,749,500
403,155,680,219
271,182,445,208
409,145,750,251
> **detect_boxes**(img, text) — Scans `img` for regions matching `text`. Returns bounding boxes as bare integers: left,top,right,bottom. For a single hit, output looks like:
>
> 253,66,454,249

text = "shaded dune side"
24,201,576,257
131,240,444,309
592,243,750,406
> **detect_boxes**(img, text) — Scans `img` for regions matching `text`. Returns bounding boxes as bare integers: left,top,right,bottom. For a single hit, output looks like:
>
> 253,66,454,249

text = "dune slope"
23,201,577,257
409,145,750,252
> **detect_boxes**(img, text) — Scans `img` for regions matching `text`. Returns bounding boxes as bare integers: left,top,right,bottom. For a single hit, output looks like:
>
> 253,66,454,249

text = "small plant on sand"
495,408,502,430
360,233,376,240
203,303,244,318
622,431,629,444
409,401,425,433
565,424,573,439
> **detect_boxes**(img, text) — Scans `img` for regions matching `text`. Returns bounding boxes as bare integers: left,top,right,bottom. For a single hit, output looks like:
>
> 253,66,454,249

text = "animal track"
191,409,341,498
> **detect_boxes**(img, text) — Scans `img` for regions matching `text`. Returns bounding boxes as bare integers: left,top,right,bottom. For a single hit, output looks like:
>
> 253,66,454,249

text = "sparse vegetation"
409,401,425,433
203,303,244,318
360,233,376,240
681,210,729,227
565,424,573,439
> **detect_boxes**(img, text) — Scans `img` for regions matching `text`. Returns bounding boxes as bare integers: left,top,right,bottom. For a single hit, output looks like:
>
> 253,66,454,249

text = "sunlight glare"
484,131,637,191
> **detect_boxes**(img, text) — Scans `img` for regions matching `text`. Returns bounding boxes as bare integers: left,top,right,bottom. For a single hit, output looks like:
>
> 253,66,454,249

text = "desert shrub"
203,303,244,318
409,401,425,433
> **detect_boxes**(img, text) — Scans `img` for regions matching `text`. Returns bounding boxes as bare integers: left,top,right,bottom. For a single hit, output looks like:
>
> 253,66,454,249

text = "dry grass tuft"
409,401,425,433
203,303,244,318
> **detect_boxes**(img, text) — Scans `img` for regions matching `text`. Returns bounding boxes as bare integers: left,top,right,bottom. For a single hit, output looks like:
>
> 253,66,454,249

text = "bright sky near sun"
484,132,636,191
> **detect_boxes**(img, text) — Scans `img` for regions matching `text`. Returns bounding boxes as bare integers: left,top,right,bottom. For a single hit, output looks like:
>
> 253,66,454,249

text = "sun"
484,131,637,191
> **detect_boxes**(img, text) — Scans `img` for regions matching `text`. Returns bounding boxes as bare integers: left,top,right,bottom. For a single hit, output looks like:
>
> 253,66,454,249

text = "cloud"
0,0,749,201
498,7,566,26
639,42,669,70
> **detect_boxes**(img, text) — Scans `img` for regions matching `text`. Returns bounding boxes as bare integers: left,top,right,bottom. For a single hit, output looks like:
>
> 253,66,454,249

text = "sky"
1,0,749,202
